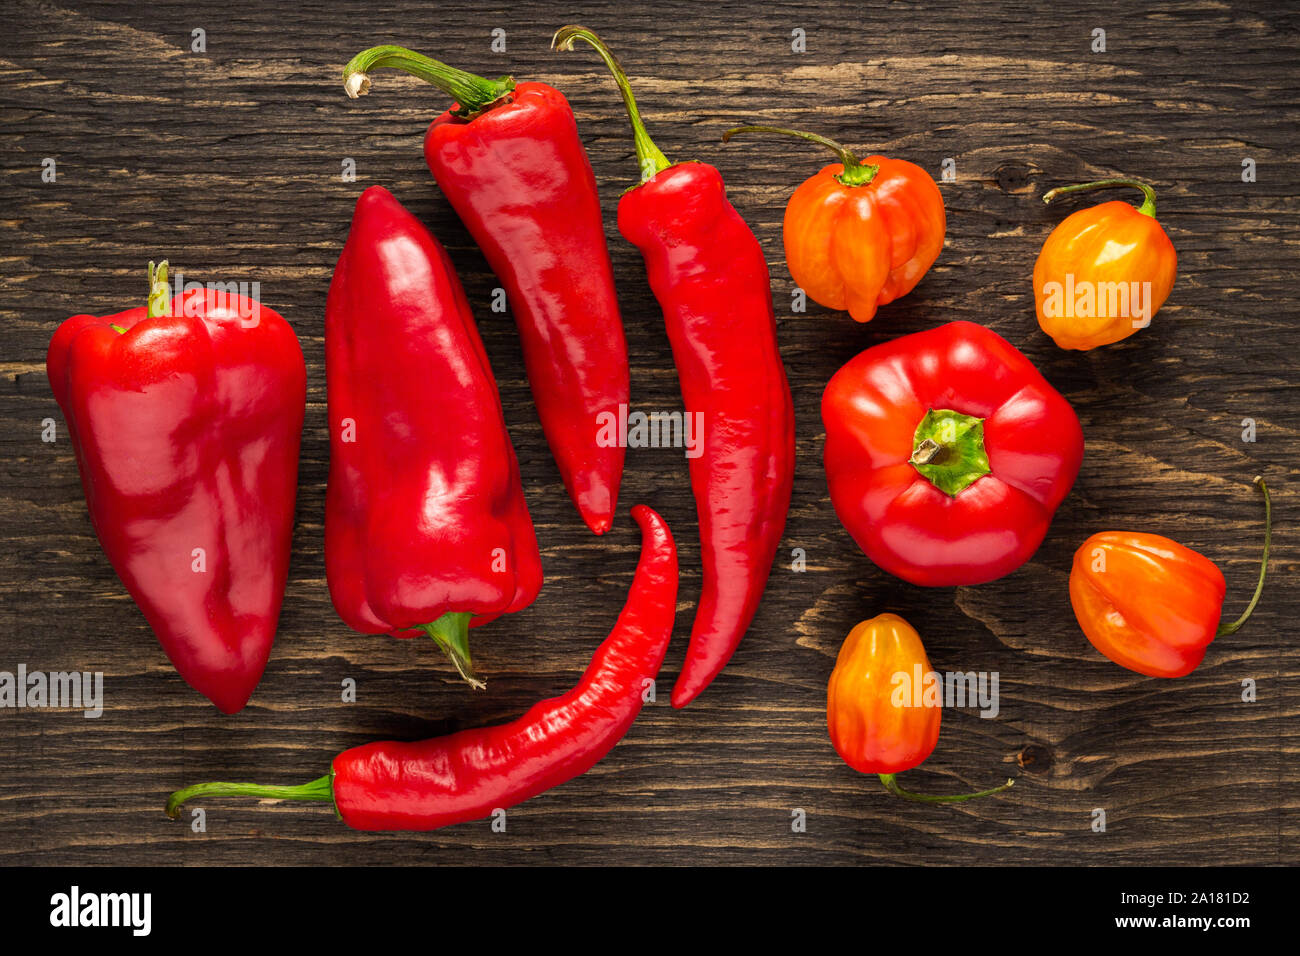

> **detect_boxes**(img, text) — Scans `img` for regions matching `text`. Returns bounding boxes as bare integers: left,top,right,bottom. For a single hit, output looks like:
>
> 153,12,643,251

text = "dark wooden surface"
1,0,1296,866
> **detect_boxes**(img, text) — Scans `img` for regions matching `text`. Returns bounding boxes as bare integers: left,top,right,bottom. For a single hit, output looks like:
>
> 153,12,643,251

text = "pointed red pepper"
46,262,306,713
342,46,628,535
554,27,796,707
166,504,678,832
325,186,543,688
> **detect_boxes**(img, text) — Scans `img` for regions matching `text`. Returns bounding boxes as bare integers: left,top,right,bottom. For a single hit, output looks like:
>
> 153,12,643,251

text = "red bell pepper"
553,27,796,708
325,186,543,688
167,504,678,831
46,262,305,713
822,321,1083,586
342,45,628,535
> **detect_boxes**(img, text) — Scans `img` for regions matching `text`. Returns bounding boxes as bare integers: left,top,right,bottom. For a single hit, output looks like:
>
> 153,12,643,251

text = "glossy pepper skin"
724,126,945,323
555,27,796,708
1070,477,1270,678
343,46,628,535
1034,178,1177,350
828,613,1013,802
167,504,678,831
823,321,1083,587
325,186,542,687
46,263,305,714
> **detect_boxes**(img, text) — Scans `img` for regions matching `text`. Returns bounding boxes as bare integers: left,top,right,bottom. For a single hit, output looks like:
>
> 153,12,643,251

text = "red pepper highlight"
325,186,543,688
166,504,678,831
46,261,305,713
343,46,629,535
553,26,796,708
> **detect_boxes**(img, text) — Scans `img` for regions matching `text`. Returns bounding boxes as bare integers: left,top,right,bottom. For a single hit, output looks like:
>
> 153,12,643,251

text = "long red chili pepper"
165,505,677,831
342,46,629,535
554,27,796,708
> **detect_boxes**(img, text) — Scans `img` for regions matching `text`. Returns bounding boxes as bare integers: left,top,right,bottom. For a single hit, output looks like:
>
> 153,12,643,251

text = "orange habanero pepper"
1033,177,1177,350
1070,476,1271,678
827,613,1014,803
723,126,945,323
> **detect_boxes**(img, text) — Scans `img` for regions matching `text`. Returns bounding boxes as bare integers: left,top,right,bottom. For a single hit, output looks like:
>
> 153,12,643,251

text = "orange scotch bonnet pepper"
1069,477,1271,678
723,125,945,323
1034,177,1177,350
827,613,1014,803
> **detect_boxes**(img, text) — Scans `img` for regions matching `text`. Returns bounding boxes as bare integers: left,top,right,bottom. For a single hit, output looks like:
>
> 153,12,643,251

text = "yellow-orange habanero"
827,613,1014,803
723,125,945,323
1033,177,1177,350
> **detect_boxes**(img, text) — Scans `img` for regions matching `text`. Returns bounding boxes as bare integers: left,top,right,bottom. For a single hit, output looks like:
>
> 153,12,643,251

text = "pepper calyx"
341,45,516,118
722,125,880,187
909,408,991,496
552,26,671,185
165,773,334,820
418,611,484,690
147,260,170,319
878,772,1015,803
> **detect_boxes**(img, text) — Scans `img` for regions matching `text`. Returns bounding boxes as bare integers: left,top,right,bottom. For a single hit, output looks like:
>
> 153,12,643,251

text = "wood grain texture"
1,0,1296,865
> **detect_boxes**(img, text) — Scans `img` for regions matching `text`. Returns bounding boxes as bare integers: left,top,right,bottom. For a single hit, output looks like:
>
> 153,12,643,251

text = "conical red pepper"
325,186,543,688
342,46,628,535
46,262,306,713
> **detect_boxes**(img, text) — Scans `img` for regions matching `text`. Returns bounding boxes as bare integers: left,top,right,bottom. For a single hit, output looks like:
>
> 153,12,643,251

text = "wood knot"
1016,744,1053,772
994,161,1038,194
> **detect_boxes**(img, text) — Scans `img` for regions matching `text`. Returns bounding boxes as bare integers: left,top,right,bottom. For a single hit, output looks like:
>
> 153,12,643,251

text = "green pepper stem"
165,773,332,819
909,408,991,497
878,773,1015,804
147,260,169,319
1216,476,1271,636
342,45,515,117
552,25,670,184
1042,177,1158,218
722,125,878,187
419,611,484,689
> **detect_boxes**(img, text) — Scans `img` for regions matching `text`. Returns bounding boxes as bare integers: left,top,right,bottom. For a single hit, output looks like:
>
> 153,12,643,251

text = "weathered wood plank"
0,0,1295,865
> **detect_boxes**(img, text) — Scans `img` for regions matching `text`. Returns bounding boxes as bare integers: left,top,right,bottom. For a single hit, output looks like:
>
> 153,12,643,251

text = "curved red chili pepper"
554,27,796,708
165,504,678,831
325,186,543,688
342,46,628,535
46,261,305,714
